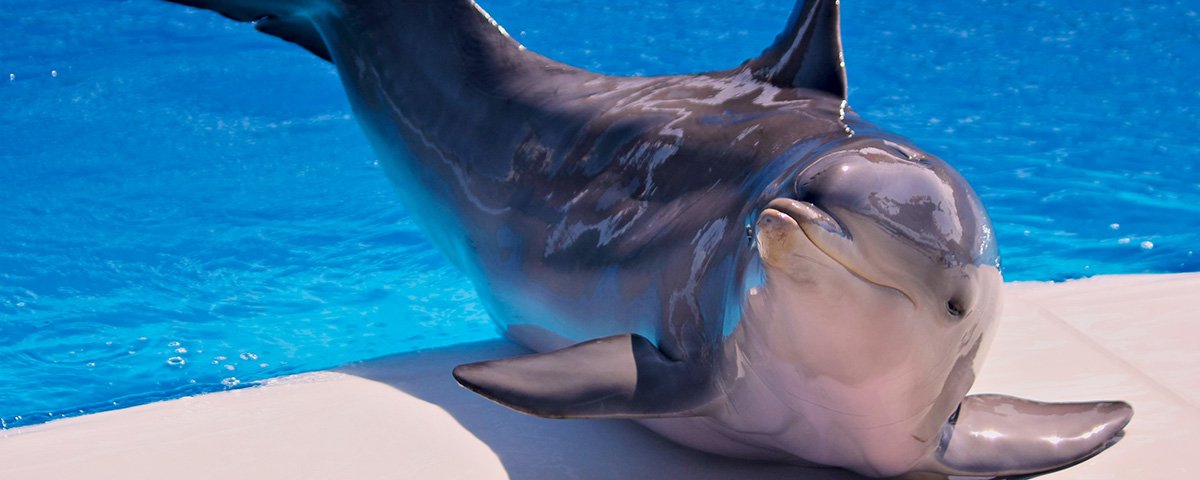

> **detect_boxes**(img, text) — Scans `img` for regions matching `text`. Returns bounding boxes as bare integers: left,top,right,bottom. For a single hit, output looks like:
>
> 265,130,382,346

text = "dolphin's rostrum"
158,0,1133,476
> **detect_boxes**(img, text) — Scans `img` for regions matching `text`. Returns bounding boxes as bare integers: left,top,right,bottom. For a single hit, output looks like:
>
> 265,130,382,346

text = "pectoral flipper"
453,334,716,419
926,394,1133,477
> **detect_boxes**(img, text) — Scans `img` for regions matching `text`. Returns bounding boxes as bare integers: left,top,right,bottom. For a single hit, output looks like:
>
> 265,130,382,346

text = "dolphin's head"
754,140,1001,325
737,140,1003,474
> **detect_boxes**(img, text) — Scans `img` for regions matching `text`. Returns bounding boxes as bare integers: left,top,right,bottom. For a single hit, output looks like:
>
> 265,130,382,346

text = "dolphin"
159,0,1132,476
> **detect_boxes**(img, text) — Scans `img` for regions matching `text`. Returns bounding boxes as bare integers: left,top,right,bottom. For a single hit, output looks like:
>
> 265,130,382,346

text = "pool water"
1,0,1196,428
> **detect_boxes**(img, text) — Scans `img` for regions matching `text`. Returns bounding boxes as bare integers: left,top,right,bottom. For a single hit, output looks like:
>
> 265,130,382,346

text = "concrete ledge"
2,274,1198,479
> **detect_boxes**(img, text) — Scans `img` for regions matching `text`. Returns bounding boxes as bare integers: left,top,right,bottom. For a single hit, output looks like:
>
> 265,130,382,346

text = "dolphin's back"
165,0,858,351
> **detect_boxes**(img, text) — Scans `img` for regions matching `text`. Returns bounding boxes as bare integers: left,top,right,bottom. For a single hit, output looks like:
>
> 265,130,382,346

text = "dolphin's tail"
166,0,332,61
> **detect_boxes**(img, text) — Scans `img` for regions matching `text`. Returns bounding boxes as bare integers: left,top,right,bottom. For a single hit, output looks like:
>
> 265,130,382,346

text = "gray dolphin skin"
159,0,1132,477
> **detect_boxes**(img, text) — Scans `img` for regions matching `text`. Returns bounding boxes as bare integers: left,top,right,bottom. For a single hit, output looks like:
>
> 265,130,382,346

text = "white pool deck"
1,274,1197,479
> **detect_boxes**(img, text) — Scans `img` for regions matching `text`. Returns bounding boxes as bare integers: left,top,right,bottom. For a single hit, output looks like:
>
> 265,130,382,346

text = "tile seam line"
1009,274,1200,302
1018,295,1200,412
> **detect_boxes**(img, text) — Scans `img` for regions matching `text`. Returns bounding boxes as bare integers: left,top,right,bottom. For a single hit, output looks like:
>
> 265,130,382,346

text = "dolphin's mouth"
766,198,847,239
764,198,915,305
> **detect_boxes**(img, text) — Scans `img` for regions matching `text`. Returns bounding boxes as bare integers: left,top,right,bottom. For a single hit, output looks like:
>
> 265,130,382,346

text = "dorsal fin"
166,0,332,62
744,0,846,99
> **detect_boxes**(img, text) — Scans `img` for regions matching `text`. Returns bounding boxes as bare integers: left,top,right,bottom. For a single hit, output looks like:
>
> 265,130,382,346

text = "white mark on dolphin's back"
770,4,820,80
665,218,729,342
736,125,761,142
692,220,727,266
645,142,680,192
469,0,525,51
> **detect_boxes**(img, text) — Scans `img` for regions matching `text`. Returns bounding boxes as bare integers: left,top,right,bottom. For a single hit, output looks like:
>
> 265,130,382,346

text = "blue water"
1,0,1196,428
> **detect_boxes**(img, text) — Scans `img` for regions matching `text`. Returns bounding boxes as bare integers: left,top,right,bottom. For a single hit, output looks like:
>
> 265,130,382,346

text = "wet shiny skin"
157,0,1130,476
315,1,1002,474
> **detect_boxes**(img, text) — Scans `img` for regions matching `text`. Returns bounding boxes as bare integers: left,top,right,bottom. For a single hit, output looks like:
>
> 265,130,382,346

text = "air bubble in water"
1141,241,1154,249
221,377,240,387
166,356,185,366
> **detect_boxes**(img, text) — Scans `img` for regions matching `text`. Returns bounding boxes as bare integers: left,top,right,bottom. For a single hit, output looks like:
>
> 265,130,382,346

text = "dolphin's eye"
947,299,965,318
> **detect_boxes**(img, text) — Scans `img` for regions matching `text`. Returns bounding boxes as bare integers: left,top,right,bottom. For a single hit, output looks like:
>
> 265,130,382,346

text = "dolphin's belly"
635,351,964,476
467,252,667,353
638,399,935,474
